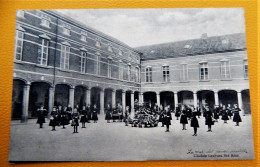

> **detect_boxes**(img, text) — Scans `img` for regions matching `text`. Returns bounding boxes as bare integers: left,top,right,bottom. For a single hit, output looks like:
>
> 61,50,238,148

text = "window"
60,45,70,69
146,67,152,82
135,67,139,82
96,52,101,75
162,66,170,82
199,62,209,81
118,49,123,56
244,60,248,78
128,64,131,81
119,60,123,79
95,39,101,47
63,24,71,35
108,45,113,52
108,57,113,77
17,10,25,18
220,60,231,79
81,31,87,41
14,30,24,60
41,15,50,28
180,64,188,82
38,39,49,66
80,51,87,73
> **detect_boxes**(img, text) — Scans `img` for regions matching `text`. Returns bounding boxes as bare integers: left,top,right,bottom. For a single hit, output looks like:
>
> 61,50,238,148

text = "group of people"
36,101,242,136
36,104,99,133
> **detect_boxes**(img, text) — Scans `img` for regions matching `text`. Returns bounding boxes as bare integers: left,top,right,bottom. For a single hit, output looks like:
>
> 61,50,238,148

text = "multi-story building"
11,10,250,121
137,33,250,115
12,10,142,120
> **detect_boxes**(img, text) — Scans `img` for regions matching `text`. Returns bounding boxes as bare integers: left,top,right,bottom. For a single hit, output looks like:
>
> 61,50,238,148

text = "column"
69,87,75,108
112,90,116,108
122,91,126,113
214,91,219,106
100,89,104,115
21,83,30,123
237,91,244,116
139,92,143,105
48,86,55,117
193,92,197,108
174,92,178,107
85,88,91,106
131,92,134,113
156,93,160,107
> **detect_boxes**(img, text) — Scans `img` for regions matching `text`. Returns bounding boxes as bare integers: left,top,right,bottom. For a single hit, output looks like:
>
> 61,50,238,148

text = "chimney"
201,33,208,40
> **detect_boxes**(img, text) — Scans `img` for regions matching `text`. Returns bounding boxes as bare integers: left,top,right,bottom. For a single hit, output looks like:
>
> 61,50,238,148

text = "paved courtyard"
9,114,254,162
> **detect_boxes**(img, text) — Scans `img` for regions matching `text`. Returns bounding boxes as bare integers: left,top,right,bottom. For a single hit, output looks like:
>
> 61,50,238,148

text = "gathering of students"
36,101,242,135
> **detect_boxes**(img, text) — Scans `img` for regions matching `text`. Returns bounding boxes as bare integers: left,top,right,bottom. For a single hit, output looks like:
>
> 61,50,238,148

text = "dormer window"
108,45,113,52
40,14,50,28
95,38,101,47
118,49,123,56
63,24,71,35
81,31,87,42
17,10,25,18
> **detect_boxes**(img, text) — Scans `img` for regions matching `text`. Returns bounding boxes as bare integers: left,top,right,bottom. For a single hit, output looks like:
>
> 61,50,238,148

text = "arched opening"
178,90,194,106
29,82,50,118
143,91,156,108
11,79,25,119
104,88,113,108
91,87,101,114
126,90,132,110
218,90,238,107
116,90,122,107
54,84,70,107
160,91,174,110
74,86,87,110
197,90,215,109
241,89,250,114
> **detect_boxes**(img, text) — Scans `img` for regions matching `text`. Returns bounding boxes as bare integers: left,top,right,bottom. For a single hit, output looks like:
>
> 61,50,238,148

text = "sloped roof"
136,33,246,60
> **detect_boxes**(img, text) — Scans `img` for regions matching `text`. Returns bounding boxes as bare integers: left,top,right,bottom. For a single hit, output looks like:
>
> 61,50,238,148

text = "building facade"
12,10,250,121
12,10,142,120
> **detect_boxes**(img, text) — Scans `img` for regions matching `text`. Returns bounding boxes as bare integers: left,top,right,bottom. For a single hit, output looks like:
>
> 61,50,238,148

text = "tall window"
108,57,113,77
146,67,152,82
81,31,87,41
244,60,248,78
60,45,70,69
119,61,123,79
118,49,123,56
96,39,101,47
220,60,231,79
180,64,188,82
108,45,113,52
63,24,71,35
162,66,170,82
41,15,50,28
135,67,139,82
96,53,100,75
80,51,87,73
199,62,209,81
39,39,49,66
128,65,131,81
14,30,24,60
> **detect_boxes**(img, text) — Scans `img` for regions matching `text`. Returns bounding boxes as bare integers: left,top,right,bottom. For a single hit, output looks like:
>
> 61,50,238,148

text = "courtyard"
9,114,254,162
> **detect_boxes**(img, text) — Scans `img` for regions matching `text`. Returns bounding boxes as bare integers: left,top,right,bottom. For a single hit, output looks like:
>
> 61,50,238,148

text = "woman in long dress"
180,105,188,130
190,107,199,136
92,104,98,123
232,104,242,126
205,106,214,132
221,105,229,123
49,107,58,131
36,105,46,128
105,104,112,123
80,106,87,128
164,106,172,132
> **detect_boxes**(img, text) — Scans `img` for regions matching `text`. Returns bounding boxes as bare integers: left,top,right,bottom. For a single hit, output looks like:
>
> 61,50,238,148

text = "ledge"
199,80,210,82
220,79,232,81
14,60,25,64
35,64,51,69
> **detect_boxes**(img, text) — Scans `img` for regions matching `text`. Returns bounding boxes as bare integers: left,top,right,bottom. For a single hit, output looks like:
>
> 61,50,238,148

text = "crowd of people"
36,101,242,136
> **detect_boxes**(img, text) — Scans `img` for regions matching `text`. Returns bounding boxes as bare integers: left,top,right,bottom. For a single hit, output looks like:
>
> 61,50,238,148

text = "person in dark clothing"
213,105,220,122
232,104,242,126
105,104,112,123
186,105,192,120
205,106,214,132
92,104,98,123
175,104,181,120
60,107,69,128
36,105,46,128
196,106,201,118
66,104,73,123
190,107,199,136
118,104,123,122
221,105,229,123
180,105,188,130
164,106,172,132
112,106,118,122
159,107,166,127
86,104,91,123
49,107,58,131
80,106,87,128
71,108,80,133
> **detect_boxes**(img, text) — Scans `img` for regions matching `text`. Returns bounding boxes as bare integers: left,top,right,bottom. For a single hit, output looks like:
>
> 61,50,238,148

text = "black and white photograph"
9,8,254,162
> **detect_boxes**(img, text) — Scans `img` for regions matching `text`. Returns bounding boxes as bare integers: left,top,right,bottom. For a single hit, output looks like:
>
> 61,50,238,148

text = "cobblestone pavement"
9,114,254,162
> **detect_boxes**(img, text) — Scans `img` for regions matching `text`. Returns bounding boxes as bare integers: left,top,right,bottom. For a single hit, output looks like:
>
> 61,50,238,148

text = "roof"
136,33,246,60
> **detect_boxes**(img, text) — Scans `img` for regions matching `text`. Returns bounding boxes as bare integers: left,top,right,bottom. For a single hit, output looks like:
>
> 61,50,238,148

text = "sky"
55,8,245,48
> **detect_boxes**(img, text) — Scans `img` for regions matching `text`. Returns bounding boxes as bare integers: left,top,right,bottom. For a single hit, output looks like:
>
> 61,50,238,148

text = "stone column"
139,92,143,105
214,91,219,106
21,83,30,123
85,88,91,106
48,86,55,117
131,92,134,113
237,91,244,116
156,92,160,107
100,89,104,115
112,90,116,108
69,87,75,108
122,91,126,113
174,92,178,107
193,92,197,108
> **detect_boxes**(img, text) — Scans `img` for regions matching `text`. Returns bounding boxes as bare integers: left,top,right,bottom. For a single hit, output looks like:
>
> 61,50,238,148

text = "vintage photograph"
9,8,254,162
